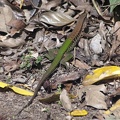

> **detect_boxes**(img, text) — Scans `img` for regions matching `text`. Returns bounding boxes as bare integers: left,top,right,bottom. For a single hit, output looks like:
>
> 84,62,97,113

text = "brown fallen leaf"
72,59,90,70
69,0,96,16
41,0,62,10
0,5,13,33
58,72,81,83
51,72,80,90
108,38,120,60
7,19,26,35
78,84,107,109
0,37,25,48
63,83,72,92
4,60,20,72
60,89,72,112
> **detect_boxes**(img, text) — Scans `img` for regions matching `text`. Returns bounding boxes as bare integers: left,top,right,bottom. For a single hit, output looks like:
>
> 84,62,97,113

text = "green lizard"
17,11,87,115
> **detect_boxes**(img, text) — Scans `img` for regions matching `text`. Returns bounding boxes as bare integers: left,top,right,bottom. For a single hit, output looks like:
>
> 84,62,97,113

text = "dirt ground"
0,87,101,120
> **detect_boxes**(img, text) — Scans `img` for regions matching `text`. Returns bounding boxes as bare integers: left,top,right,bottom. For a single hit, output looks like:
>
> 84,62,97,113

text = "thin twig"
92,0,102,16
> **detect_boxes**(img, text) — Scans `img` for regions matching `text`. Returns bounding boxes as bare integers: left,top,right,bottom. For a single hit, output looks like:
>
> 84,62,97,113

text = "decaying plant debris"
0,0,120,120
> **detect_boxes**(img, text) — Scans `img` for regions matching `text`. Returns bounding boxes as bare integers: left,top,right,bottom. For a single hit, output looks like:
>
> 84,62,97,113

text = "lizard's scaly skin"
17,11,87,115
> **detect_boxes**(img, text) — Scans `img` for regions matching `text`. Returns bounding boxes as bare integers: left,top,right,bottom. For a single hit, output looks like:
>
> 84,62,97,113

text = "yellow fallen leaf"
0,81,33,96
104,99,120,115
82,66,120,85
70,109,88,116
0,81,8,88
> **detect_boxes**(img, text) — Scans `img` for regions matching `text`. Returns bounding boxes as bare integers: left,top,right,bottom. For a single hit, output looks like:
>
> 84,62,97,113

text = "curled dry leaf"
39,11,75,27
60,89,72,112
90,34,103,54
0,37,25,48
0,4,13,33
78,84,107,109
82,66,120,86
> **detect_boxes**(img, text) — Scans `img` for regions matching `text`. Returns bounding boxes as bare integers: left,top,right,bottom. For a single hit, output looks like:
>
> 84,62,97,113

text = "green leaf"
109,0,120,12
35,56,42,64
